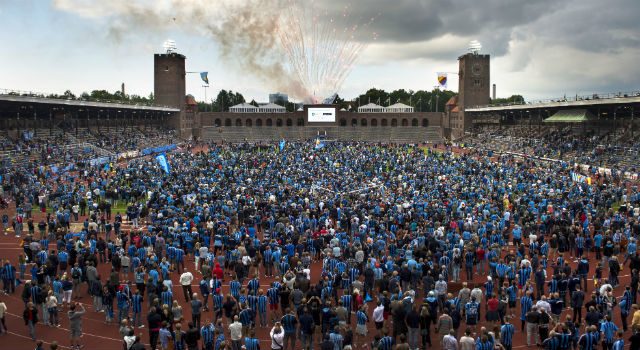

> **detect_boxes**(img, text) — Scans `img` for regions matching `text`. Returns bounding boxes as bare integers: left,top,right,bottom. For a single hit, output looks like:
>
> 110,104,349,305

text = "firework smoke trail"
276,0,374,102
53,0,374,102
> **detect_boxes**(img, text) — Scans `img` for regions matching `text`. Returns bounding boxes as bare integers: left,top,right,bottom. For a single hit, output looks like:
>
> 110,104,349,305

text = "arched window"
340,118,347,126
214,119,221,127
351,119,357,127
297,118,304,126
266,119,272,127
246,119,252,127
361,118,367,127
412,118,418,127
422,119,429,127
381,119,388,127
371,119,378,127
255,119,262,127
276,119,283,127
286,118,293,126
235,119,242,127
391,119,398,127
401,119,408,127
225,118,232,127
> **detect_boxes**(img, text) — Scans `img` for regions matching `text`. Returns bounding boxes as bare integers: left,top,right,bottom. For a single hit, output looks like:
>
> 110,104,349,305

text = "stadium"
1,3,639,350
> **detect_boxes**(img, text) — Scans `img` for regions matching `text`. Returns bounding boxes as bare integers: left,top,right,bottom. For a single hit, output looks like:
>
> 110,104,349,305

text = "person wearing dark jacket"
23,301,39,340
184,322,201,350
571,286,585,322
147,306,162,350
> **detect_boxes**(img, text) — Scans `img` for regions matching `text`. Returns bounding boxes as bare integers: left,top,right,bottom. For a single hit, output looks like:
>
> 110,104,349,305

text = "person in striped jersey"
267,283,280,321
600,315,618,350
520,291,533,331
160,286,173,311
612,330,624,350
201,321,215,350
244,329,260,350
212,288,223,323
543,330,560,350
281,308,298,350
247,275,260,296
578,325,599,350
117,288,130,324
355,305,369,348
256,289,268,327
131,289,144,328
239,305,254,336
340,290,352,324
230,279,241,300
556,324,572,350
500,317,515,350
378,330,394,350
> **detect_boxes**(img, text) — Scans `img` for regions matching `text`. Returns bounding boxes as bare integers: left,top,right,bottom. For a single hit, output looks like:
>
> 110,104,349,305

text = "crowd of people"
0,138,639,350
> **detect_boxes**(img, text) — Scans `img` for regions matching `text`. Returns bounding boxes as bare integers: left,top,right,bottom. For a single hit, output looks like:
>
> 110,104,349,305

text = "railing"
470,90,640,109
0,87,175,109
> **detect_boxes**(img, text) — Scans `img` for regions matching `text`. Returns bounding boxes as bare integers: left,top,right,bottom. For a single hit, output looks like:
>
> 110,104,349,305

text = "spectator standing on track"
180,269,194,303
23,301,38,341
68,302,86,350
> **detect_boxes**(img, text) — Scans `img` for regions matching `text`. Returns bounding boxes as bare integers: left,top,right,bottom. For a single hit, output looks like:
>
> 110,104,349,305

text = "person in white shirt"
535,296,551,315
459,328,475,350
229,315,243,349
270,322,285,350
0,299,6,334
179,269,194,303
373,301,385,332
442,330,458,350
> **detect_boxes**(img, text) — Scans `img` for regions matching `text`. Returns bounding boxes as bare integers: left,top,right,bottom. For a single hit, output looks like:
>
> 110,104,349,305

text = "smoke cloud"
53,0,317,100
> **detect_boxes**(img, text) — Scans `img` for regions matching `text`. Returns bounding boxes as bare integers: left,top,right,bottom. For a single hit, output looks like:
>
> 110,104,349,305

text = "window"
371,119,378,127
473,79,482,87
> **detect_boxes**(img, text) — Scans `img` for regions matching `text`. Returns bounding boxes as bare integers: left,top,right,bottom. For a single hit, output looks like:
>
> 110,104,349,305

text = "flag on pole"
156,153,171,174
437,73,448,88
200,72,209,85
279,139,286,152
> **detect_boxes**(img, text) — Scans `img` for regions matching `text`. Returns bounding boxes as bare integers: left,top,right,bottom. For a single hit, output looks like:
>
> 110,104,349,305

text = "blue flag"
200,72,209,85
314,138,325,150
156,153,171,174
279,139,286,151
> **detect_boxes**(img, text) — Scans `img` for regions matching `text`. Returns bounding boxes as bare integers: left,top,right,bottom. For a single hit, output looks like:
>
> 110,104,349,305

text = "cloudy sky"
1,0,638,103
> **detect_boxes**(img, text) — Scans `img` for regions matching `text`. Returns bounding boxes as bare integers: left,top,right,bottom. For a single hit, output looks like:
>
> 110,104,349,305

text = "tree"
63,90,76,99
491,95,525,105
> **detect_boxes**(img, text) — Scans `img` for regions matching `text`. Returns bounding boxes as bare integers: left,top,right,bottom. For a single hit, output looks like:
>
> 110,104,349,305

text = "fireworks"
277,0,375,103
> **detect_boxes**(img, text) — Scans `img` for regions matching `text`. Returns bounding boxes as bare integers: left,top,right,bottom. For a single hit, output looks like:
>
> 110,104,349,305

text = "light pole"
202,85,209,112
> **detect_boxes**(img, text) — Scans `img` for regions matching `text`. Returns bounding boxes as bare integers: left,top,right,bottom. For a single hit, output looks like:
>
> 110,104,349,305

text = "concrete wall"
199,111,443,128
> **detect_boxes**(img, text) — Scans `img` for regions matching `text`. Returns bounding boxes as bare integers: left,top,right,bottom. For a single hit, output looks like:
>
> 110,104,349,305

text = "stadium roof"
0,94,180,112
466,93,640,112
543,109,596,123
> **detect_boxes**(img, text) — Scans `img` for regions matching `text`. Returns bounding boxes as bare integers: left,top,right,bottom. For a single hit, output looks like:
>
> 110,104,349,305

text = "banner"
314,138,325,150
200,72,209,85
437,72,448,88
279,139,286,152
571,171,591,184
156,154,171,174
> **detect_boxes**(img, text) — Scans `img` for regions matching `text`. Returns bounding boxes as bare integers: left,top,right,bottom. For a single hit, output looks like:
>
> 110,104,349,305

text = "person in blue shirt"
600,315,618,350
501,317,515,350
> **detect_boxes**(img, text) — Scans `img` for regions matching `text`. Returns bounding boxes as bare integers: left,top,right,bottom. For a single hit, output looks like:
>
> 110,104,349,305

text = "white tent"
229,103,258,113
357,103,385,113
257,103,286,113
386,102,414,113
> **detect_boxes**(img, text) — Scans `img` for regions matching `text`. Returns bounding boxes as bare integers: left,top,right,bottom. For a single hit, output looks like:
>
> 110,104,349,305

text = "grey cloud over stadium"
42,0,640,99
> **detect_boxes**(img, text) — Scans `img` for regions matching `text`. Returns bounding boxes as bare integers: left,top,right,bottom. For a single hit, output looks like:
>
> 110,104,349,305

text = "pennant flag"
156,153,171,174
437,72,448,88
279,139,286,152
200,72,209,85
